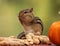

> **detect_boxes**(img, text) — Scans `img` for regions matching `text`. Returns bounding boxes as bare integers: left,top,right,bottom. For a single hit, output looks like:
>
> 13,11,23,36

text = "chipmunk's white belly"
23,25,34,34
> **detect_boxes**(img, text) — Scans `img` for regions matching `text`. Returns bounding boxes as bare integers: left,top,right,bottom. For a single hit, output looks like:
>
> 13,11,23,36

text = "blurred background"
0,0,60,37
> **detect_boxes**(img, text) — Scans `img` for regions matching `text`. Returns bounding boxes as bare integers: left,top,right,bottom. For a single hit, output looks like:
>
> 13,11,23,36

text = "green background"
0,0,60,36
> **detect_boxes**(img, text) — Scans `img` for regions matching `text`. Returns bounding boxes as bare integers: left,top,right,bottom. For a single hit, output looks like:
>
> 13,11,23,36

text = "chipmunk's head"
18,8,34,24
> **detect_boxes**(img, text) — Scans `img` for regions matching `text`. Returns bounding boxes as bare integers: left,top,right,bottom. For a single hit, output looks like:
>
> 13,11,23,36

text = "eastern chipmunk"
17,8,43,39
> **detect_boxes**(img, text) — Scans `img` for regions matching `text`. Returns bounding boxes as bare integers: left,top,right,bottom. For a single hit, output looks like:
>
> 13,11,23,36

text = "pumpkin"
48,21,60,45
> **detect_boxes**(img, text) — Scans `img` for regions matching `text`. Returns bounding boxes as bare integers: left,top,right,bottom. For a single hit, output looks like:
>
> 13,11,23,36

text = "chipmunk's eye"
24,11,27,13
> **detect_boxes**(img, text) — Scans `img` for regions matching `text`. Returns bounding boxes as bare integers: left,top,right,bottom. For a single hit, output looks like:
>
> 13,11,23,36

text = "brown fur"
17,8,43,39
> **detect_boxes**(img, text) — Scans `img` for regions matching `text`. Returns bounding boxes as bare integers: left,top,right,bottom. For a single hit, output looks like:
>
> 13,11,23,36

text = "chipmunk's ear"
30,8,33,12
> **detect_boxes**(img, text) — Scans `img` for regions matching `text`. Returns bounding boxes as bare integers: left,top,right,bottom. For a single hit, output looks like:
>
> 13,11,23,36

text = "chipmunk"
17,8,43,39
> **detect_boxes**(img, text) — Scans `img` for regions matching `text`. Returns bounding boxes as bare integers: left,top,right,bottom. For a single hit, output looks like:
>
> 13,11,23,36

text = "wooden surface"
29,44,56,46
0,44,56,46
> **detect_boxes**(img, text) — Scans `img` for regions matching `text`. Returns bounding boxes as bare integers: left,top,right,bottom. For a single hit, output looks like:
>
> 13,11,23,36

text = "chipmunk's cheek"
23,15,33,23
25,16,32,22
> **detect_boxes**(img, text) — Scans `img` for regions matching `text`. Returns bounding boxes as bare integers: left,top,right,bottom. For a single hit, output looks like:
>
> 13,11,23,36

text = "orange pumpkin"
48,21,60,45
